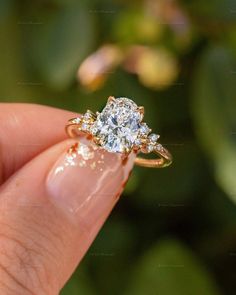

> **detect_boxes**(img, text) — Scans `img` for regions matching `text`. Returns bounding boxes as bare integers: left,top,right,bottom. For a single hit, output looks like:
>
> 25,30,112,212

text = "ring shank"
135,146,172,168
66,123,82,138
66,121,172,168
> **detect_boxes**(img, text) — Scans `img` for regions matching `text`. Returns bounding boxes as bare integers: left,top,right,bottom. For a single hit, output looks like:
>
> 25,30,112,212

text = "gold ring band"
65,96,172,168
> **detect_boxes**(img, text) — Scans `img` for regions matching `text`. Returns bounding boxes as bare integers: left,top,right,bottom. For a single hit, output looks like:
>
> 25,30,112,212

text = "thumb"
0,137,134,295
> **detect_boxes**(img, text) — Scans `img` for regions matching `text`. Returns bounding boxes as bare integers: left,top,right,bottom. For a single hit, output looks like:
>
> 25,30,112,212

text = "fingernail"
46,137,135,223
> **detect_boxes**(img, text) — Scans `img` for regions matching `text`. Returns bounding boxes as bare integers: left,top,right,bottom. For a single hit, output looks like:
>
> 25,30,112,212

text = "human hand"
0,104,134,295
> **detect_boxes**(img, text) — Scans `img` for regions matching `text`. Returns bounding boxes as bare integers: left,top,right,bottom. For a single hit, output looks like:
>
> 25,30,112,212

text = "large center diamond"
92,97,142,153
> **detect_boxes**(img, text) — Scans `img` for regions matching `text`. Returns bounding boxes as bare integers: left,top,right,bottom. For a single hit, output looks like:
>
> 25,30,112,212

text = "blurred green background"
1,0,236,294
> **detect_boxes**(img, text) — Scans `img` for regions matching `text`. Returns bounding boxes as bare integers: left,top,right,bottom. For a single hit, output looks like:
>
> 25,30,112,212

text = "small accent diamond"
91,126,98,135
156,144,163,151
148,133,160,143
139,123,151,136
134,138,142,146
72,117,81,124
83,111,92,121
146,144,154,153
81,123,89,131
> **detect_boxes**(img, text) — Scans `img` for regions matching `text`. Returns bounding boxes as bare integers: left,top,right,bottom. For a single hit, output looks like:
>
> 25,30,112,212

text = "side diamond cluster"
72,109,162,154
134,123,162,154
71,110,96,133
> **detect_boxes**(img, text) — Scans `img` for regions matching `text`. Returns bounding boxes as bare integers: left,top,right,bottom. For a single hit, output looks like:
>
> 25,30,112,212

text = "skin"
0,103,134,295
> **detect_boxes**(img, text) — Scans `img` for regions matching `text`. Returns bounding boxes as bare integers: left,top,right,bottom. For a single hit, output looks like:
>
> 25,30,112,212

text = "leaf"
31,3,94,89
192,46,236,203
0,0,13,21
113,9,163,44
133,144,205,206
86,218,136,294
124,239,221,295
182,0,236,22
0,14,34,101
60,268,95,295
225,26,236,55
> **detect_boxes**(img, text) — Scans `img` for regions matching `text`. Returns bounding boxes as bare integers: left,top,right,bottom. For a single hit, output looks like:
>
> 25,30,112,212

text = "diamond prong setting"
66,96,173,168
74,97,160,154
137,106,145,120
108,96,116,103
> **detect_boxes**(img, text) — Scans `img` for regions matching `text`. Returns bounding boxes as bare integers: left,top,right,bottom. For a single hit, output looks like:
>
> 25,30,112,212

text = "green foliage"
31,2,94,89
0,0,13,20
1,0,236,294
61,268,96,295
192,46,236,203
134,144,204,206
181,0,236,22
124,239,221,295
113,9,163,44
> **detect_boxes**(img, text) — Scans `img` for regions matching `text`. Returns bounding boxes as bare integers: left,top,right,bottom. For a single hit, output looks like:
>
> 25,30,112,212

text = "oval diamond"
93,97,142,153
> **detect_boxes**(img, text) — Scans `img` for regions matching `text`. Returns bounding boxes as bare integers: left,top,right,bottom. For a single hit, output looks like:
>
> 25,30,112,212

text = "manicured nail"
46,137,135,223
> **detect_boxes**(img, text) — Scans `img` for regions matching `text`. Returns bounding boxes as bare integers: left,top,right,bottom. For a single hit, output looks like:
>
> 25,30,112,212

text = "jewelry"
66,96,172,168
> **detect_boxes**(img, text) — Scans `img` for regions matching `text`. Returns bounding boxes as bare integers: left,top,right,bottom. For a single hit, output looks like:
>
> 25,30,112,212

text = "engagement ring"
66,96,172,168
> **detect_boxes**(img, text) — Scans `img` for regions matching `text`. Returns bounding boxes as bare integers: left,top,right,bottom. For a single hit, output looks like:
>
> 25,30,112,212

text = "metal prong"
123,146,132,155
138,106,145,116
108,96,116,103
93,136,102,146
86,110,97,119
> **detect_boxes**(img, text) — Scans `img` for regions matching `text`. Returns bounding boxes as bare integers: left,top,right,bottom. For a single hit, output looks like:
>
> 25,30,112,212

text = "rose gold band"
135,146,172,168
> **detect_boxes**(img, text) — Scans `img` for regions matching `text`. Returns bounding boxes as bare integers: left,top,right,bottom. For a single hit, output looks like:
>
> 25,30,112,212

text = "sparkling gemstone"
156,144,163,151
92,97,143,153
134,138,142,146
81,123,89,131
146,144,154,153
148,133,159,143
83,111,92,121
139,122,151,136
72,117,81,124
